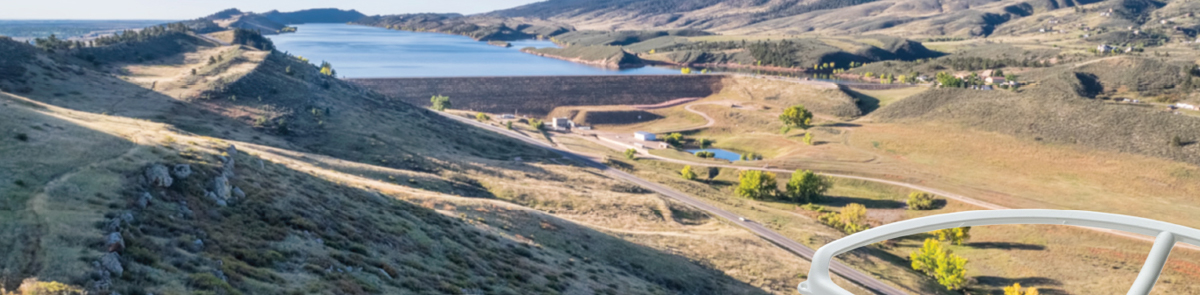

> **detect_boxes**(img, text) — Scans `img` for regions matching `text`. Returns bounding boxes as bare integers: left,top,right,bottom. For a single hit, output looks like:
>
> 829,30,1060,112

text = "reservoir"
268,24,679,78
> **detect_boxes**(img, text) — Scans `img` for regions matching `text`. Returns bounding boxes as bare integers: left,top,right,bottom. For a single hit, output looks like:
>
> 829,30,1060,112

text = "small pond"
685,149,742,162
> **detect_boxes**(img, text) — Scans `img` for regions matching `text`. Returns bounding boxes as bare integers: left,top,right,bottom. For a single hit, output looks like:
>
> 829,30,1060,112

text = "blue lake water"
268,24,680,78
686,149,743,162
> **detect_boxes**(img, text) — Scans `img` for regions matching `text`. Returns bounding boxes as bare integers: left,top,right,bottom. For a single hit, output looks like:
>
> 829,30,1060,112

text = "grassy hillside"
0,27,875,295
485,0,1199,38
872,56,1200,165
354,14,572,41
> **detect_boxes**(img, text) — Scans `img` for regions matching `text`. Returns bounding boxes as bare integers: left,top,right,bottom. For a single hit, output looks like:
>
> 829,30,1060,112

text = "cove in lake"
268,24,679,78
686,149,743,162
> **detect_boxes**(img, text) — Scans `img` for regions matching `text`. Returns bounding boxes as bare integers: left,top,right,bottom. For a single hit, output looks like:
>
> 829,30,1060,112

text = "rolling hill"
0,22,868,294
487,0,1199,37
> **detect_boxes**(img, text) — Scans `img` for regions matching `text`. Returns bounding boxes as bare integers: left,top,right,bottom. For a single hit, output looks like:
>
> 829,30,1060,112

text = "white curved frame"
798,210,1200,295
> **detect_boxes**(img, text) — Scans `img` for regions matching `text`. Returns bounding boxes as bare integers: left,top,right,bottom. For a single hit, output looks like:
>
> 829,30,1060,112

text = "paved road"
437,112,909,295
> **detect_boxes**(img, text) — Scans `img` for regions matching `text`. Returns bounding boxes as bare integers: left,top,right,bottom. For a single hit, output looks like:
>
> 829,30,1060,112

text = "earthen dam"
347,75,727,116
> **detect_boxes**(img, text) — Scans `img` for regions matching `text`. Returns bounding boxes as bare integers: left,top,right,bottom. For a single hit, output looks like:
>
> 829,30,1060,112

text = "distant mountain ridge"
188,8,366,35
484,0,1190,37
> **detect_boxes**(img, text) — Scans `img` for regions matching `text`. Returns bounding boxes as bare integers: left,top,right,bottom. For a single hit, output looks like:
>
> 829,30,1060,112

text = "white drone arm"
799,209,1200,295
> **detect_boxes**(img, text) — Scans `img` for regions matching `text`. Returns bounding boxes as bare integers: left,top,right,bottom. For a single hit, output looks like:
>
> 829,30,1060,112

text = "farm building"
634,131,656,141
552,117,572,130
985,76,1005,84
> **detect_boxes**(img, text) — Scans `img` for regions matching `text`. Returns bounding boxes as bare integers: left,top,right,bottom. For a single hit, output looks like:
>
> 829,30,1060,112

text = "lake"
686,149,743,162
268,24,679,78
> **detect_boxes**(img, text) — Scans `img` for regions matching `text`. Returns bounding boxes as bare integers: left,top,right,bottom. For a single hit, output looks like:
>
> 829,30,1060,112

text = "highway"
437,111,910,295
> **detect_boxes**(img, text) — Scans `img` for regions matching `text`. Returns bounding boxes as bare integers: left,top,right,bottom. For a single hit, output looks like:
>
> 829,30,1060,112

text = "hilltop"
182,8,366,35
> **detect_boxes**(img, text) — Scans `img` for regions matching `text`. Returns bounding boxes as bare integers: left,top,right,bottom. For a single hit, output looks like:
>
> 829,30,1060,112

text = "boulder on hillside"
145,164,173,187
172,164,193,179
232,187,245,199
105,232,124,252
100,252,123,277
103,218,121,232
136,192,152,209
212,176,232,200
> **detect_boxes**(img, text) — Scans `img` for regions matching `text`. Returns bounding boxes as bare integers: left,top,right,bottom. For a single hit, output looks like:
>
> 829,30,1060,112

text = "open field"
0,29,899,295
554,131,1200,294
522,70,1200,294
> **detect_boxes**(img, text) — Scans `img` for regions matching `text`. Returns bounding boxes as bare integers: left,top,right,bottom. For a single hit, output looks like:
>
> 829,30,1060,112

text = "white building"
1175,103,1199,111
985,76,1006,84
634,131,656,141
552,117,572,130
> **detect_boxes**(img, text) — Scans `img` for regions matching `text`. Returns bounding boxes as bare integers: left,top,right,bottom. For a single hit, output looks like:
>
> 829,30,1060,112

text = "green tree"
625,148,637,159
430,95,452,111
992,68,1005,77
934,227,971,245
530,119,545,130
910,238,945,275
907,192,938,210
681,67,693,74
1005,283,1040,295
803,132,814,145
935,252,969,290
936,72,964,88
735,170,777,200
698,138,713,149
681,165,697,180
285,65,293,76
1171,135,1184,147
779,105,814,129
840,203,869,233
784,170,830,203
319,61,336,76
475,112,490,121
506,121,513,130
664,133,684,147
707,167,721,181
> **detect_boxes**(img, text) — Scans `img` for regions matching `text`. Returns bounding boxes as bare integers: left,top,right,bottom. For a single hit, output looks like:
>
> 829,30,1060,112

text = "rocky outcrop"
178,201,194,219
208,176,232,206
136,192,152,209
145,164,173,187
232,187,246,199
221,145,238,177
100,252,123,277
190,239,204,252
105,232,124,252
103,218,122,232
172,164,193,179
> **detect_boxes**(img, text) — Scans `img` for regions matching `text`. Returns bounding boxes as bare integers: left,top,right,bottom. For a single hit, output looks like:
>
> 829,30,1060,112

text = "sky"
0,0,544,20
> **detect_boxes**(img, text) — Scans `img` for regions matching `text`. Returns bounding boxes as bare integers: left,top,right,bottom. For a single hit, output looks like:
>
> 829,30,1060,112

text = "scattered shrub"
906,192,938,210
